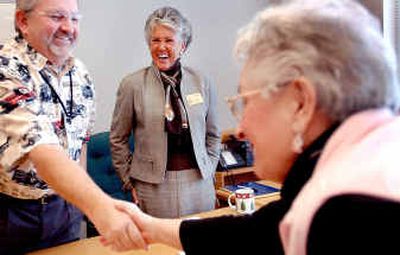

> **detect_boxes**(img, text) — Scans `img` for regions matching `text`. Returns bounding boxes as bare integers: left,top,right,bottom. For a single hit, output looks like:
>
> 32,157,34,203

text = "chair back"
87,131,134,201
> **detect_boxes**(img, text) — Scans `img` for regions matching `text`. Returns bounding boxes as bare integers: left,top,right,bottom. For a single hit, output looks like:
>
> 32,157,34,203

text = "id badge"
186,93,204,106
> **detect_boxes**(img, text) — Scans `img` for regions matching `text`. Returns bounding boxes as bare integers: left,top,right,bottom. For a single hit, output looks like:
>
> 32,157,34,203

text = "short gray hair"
235,0,400,121
16,0,81,12
16,0,39,12
144,6,192,53
15,0,39,34
14,0,80,34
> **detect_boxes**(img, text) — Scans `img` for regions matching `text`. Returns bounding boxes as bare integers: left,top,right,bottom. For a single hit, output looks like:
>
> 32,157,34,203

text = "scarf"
157,61,188,134
280,108,400,255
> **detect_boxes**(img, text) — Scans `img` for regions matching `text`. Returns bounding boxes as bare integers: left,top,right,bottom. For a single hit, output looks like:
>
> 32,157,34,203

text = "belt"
0,193,59,205
38,194,57,205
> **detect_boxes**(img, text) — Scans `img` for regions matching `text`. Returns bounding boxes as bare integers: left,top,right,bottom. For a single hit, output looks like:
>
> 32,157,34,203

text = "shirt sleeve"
179,200,288,255
0,60,59,171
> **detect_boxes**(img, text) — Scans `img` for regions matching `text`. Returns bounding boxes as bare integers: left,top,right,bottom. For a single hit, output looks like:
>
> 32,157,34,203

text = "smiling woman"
109,6,221,219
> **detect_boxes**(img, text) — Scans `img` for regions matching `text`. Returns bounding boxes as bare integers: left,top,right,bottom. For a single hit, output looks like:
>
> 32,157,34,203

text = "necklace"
39,69,75,123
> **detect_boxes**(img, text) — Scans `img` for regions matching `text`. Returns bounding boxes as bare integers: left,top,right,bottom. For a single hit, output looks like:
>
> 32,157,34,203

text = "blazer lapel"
145,65,166,132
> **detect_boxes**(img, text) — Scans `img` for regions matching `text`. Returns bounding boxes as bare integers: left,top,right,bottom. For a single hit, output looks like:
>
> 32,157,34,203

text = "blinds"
395,0,400,59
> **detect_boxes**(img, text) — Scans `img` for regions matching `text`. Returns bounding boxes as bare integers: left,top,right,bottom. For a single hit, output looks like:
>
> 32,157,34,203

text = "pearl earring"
292,132,304,154
291,122,304,154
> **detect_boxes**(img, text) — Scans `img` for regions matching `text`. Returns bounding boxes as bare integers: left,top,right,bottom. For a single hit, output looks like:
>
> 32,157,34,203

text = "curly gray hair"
144,6,192,53
235,0,400,121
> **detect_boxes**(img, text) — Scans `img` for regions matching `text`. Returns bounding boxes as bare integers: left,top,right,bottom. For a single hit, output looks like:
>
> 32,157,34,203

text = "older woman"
109,0,400,254
110,7,220,218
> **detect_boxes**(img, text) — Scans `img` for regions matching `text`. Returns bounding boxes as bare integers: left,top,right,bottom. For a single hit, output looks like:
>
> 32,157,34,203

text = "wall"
0,2,15,42
75,0,387,133
362,0,383,26
0,0,387,133
75,0,268,133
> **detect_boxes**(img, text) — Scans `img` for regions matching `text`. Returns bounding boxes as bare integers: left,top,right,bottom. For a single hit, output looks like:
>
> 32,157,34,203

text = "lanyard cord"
39,69,74,119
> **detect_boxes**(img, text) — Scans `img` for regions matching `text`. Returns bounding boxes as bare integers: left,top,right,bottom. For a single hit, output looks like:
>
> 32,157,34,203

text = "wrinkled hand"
116,201,184,251
115,201,154,244
90,198,148,252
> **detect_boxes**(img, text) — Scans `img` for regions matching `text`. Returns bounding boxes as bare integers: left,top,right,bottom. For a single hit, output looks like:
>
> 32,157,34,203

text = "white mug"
228,188,255,214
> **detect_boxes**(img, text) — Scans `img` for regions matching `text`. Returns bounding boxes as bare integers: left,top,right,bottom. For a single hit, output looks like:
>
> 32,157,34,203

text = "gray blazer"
110,65,221,186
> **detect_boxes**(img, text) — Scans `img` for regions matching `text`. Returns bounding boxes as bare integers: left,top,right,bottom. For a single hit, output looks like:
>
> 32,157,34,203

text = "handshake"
89,200,184,252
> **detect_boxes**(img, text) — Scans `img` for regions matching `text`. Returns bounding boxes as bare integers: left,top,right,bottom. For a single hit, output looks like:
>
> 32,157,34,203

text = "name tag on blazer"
186,93,204,106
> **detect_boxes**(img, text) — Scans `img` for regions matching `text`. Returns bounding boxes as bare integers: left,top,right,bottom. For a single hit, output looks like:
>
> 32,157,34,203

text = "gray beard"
49,42,75,60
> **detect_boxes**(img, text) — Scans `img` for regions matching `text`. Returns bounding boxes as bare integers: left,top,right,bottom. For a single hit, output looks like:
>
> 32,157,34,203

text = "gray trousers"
134,169,215,218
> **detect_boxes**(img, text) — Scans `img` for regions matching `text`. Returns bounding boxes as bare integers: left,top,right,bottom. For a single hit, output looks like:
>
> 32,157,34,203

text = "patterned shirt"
0,36,95,199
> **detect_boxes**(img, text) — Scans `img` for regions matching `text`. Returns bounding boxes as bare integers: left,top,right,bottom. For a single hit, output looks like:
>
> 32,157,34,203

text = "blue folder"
224,181,280,196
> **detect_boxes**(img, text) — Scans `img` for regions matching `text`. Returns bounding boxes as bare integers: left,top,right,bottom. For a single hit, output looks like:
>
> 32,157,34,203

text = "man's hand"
29,145,148,251
93,198,148,251
115,201,184,251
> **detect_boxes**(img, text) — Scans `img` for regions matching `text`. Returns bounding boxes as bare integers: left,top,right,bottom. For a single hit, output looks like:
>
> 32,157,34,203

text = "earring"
291,121,304,154
292,132,304,154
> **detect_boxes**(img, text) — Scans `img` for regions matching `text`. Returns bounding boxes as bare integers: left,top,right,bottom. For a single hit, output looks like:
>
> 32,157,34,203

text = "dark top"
161,62,198,171
179,126,337,255
307,194,400,255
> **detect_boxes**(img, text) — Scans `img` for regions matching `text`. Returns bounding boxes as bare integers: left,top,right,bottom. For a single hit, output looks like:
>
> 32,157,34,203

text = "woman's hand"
115,201,184,250
93,198,148,251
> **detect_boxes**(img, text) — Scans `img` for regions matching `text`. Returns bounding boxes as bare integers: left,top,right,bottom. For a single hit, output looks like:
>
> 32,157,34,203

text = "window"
384,0,400,73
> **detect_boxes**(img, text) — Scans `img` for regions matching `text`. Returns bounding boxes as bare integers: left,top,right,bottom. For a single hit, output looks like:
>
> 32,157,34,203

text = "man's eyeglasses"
34,11,82,23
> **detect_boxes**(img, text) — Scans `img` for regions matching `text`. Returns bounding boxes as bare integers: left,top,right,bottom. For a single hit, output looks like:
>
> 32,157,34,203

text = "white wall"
73,0,389,133
0,3,16,42
75,0,268,133
1,0,385,133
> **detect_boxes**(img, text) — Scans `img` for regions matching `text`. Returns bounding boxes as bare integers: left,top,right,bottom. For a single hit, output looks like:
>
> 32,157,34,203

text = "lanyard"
39,69,74,122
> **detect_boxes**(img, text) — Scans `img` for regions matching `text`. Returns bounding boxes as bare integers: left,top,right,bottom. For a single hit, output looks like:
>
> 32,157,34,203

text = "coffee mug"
228,188,255,214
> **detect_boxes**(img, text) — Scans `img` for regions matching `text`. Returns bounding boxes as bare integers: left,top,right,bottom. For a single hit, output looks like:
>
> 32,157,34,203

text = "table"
216,179,281,200
186,192,280,219
28,191,280,255
27,238,182,255
214,166,258,190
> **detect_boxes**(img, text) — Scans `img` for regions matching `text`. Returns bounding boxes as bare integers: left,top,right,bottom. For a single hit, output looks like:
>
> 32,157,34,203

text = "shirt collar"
13,35,75,75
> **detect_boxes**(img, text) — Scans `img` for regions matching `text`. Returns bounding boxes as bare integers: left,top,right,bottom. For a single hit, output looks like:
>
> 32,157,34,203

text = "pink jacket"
280,109,400,255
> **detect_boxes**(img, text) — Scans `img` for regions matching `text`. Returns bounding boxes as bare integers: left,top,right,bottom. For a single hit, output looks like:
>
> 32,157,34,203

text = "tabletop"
28,183,280,255
27,238,183,255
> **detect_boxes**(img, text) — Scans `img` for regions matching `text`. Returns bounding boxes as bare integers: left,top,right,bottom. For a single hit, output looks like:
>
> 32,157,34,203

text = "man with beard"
0,0,146,254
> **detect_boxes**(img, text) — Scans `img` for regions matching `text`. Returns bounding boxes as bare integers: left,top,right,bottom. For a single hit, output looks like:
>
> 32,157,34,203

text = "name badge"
186,93,204,106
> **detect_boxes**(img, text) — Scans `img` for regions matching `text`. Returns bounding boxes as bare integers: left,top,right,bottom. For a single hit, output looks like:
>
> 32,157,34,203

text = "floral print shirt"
0,36,95,199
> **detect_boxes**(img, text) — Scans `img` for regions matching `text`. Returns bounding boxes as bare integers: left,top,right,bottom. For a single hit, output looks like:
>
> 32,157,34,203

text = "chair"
85,131,134,237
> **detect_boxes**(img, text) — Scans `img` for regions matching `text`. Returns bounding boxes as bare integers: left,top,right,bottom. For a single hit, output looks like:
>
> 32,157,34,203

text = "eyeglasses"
34,10,82,23
225,82,289,121
225,89,262,121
